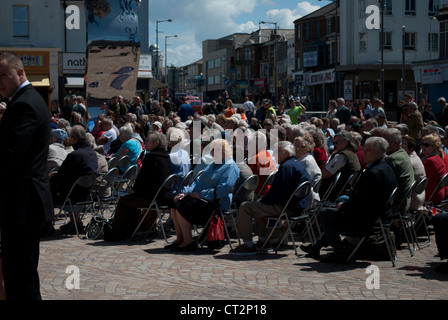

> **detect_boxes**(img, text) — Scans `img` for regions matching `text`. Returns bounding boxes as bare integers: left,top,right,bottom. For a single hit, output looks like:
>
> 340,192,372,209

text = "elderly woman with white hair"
168,139,240,252
114,124,142,173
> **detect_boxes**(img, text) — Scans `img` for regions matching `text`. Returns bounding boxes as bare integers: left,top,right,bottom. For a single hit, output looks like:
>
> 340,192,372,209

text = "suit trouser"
1,222,42,300
237,201,283,242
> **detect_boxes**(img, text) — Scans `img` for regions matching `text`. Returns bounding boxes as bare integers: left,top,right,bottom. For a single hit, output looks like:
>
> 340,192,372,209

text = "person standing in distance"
0,51,54,300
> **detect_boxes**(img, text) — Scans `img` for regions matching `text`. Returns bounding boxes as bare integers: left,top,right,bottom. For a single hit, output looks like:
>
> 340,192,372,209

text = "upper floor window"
405,0,416,16
13,5,29,37
429,0,437,16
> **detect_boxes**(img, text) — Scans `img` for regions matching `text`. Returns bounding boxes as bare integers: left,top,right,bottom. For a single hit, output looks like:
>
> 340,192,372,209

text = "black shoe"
320,247,350,264
164,242,180,250
300,244,321,259
171,242,197,252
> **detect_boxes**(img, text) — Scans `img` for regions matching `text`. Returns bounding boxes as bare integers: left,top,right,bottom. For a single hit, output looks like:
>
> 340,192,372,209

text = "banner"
85,0,140,102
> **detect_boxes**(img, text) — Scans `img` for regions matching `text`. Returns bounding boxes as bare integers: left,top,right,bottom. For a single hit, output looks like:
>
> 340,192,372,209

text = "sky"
147,0,330,67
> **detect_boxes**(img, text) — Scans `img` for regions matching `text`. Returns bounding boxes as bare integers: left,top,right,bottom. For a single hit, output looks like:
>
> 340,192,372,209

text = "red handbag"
206,215,226,250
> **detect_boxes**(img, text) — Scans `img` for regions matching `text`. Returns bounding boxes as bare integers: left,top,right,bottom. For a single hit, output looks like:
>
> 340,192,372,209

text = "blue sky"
148,0,329,67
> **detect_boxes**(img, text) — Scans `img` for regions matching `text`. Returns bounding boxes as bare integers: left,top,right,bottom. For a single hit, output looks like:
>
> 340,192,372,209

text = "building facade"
339,0,440,116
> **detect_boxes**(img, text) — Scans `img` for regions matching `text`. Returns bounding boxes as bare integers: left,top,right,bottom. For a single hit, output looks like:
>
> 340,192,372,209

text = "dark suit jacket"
340,158,397,236
0,84,54,225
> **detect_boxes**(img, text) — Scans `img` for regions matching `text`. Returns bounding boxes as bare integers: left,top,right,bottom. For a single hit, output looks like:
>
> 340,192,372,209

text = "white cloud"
266,1,321,28
148,0,321,66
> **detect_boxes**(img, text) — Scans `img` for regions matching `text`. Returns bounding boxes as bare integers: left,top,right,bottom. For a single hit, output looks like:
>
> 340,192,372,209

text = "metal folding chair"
221,174,259,246
114,164,138,199
260,181,313,257
131,174,179,242
394,180,418,257
408,178,432,249
255,170,278,201
95,167,120,218
54,174,97,239
346,187,398,267
308,172,342,237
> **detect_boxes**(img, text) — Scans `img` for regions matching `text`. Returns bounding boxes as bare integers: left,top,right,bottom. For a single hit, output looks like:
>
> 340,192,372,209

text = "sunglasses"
421,143,432,147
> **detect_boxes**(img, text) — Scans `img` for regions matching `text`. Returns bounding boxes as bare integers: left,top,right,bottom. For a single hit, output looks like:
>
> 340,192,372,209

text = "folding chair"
333,172,359,201
95,167,120,218
221,174,259,246
115,155,130,170
131,174,179,242
346,187,398,267
176,170,196,194
107,157,118,169
426,173,448,211
308,172,342,237
393,180,418,257
114,164,138,199
54,174,97,239
408,178,432,249
255,170,277,201
260,181,313,256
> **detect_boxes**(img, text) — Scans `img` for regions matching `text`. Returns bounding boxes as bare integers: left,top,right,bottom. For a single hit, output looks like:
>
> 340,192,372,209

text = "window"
326,18,332,35
359,33,367,53
214,58,221,68
296,24,301,41
214,75,221,85
384,0,393,15
380,32,393,50
405,0,416,16
13,5,29,37
405,32,417,50
315,20,320,39
208,76,214,86
359,0,366,17
428,32,439,51
429,0,437,16
304,22,309,40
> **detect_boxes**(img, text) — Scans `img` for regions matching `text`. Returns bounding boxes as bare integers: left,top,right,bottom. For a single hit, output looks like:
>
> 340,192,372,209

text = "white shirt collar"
9,80,30,101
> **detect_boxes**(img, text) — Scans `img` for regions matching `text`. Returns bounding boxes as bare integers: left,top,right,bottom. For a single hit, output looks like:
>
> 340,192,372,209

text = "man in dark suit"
301,136,397,263
335,97,351,125
0,51,54,299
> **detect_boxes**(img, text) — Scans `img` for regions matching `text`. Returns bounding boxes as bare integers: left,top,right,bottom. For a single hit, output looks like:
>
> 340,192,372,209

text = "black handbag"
85,216,113,240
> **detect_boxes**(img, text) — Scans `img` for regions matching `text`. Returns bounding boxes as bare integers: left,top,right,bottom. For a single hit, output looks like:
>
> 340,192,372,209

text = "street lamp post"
402,26,406,97
261,21,278,104
379,0,385,102
155,19,173,81
165,35,178,83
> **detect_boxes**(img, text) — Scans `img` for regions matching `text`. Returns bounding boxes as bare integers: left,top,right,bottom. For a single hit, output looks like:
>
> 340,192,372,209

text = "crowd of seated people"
40,93,448,273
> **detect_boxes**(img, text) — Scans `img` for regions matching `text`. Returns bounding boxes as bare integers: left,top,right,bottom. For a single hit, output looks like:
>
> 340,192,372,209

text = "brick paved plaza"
38,230,448,301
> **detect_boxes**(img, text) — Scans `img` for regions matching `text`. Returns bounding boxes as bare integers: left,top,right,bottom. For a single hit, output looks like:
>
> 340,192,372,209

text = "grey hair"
365,137,389,157
387,128,403,147
119,124,134,140
147,131,168,150
277,141,296,158
335,130,357,151
86,133,98,149
70,125,87,142
408,102,418,110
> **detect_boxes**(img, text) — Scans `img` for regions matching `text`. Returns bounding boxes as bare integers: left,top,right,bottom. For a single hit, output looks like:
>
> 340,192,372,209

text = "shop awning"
65,76,85,88
28,74,50,87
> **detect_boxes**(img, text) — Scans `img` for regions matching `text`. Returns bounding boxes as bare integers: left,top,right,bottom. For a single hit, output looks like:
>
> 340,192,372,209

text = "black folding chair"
260,181,313,257
131,174,179,242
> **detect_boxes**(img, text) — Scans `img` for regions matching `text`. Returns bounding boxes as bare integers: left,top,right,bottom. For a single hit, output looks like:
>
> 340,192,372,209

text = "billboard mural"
85,0,140,103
